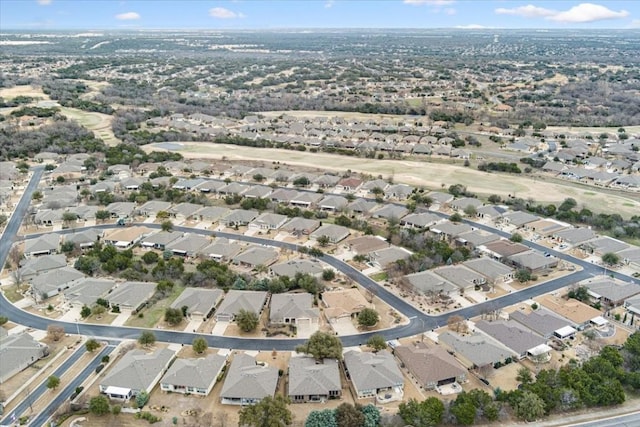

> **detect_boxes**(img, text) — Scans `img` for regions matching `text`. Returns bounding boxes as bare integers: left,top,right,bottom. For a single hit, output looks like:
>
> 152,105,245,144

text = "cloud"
36,0,52,5
115,12,140,20
209,7,245,19
325,0,335,8
404,0,455,6
495,4,556,18
548,3,628,23
495,3,629,23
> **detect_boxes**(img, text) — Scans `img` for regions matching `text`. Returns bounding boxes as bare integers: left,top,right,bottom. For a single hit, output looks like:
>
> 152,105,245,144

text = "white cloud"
404,0,455,5
548,3,628,23
455,24,489,29
115,12,140,20
325,0,335,8
209,7,245,19
495,3,628,24
36,0,52,5
495,4,556,18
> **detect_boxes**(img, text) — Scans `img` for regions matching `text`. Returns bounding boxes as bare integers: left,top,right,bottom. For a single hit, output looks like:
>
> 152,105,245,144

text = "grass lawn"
369,272,388,282
3,284,28,303
124,285,184,328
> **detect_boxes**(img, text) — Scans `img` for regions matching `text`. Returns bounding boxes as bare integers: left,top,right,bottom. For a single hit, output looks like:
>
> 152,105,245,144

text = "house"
384,184,414,200
105,202,136,219
249,213,288,230
63,228,102,250
395,343,466,391
624,294,640,316
215,290,268,322
580,236,630,257
430,221,473,242
220,209,258,227
103,226,152,249
30,266,85,300
63,278,116,307
427,191,454,206
372,204,409,221
400,212,441,229
160,354,227,396
100,348,175,400
0,330,49,383
462,258,514,284
479,240,529,260
321,289,372,321
500,211,539,228
243,185,273,199
368,247,412,269
319,195,349,212
233,246,279,268
220,353,279,405
195,180,226,194
536,294,604,330
170,288,224,320
270,293,319,327
438,331,514,369
24,234,60,257
290,192,323,208
167,203,203,221
583,278,640,307
18,254,67,281
347,235,389,255
552,228,597,247
336,177,363,193
270,259,325,278
618,247,640,270
508,251,558,274
455,230,500,249
166,234,210,257
476,205,507,221
524,219,570,237
195,206,230,222
404,270,458,295
288,357,341,403
433,265,487,291
343,350,404,400
281,217,320,236
200,238,244,261
140,231,183,250
475,320,549,360
509,308,575,340
310,224,350,244
106,281,157,313
270,188,299,204
34,209,64,226
348,198,379,215
449,197,483,212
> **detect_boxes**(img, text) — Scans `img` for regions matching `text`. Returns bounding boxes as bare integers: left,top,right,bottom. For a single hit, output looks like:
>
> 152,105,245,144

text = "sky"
1,1,639,30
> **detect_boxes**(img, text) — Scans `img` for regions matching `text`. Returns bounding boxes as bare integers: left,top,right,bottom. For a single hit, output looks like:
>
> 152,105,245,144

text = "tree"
0,316,7,325
510,233,523,243
322,269,336,281
46,375,60,390
450,212,463,222
138,331,156,347
164,307,183,326
142,251,159,264
80,305,92,318
305,409,337,427
335,403,365,427
235,309,259,332
398,397,445,427
515,269,533,283
463,205,477,217
602,252,620,266
238,395,292,427
316,235,330,247
357,308,379,328
568,285,590,302
85,339,100,352
447,315,467,333
89,395,110,416
161,220,174,232
136,390,150,408
516,367,533,385
366,335,387,352
515,391,546,422
95,210,110,222
47,324,65,341
0,214,7,227
62,211,77,226
451,399,476,425
192,337,208,354
295,331,343,361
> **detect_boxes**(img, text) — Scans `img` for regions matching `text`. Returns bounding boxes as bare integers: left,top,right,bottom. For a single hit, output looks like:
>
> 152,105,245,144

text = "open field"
0,85,49,100
146,142,640,218
58,107,119,146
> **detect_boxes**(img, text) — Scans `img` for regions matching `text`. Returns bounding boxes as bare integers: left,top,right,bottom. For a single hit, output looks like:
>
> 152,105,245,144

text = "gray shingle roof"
270,259,324,278
216,290,268,319
270,293,319,323
63,277,115,306
395,343,465,387
288,357,341,397
170,288,224,316
439,331,514,367
107,281,157,309
220,353,278,400
476,320,546,355
101,348,175,392
160,354,226,390
509,308,571,337
343,350,403,394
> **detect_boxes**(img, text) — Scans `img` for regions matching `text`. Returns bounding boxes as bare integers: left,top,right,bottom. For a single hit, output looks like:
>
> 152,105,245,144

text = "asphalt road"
28,344,116,427
567,411,640,427
0,343,87,426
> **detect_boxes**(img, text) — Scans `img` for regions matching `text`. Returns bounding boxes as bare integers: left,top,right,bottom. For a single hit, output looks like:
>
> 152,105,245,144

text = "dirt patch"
58,107,119,146
0,85,49,100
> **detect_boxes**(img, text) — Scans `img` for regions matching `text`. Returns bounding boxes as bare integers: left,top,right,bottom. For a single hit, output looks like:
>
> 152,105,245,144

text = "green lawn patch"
369,272,388,282
125,285,184,328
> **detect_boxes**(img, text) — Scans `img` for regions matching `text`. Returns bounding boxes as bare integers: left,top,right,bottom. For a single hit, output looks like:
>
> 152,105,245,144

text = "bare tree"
447,315,468,333
47,324,65,341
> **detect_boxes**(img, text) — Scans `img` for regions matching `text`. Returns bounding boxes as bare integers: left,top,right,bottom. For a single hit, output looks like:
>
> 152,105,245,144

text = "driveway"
296,321,319,339
211,320,229,336
330,317,359,336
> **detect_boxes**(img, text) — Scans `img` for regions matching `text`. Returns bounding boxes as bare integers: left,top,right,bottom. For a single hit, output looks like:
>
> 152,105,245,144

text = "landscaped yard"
124,286,184,329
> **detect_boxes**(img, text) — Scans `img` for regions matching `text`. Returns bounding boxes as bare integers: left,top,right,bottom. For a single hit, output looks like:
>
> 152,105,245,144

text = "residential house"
524,219,570,238
314,174,341,188
455,230,500,249
219,353,279,405
499,211,539,228
395,343,467,391
105,202,136,219
479,240,529,261
63,278,116,308
34,209,64,226
624,294,640,316
103,226,152,249
288,357,341,403
310,224,350,244
371,204,409,221
384,184,414,200
220,209,258,227
400,212,441,229
583,278,640,307
449,197,483,212
427,192,454,206
462,258,514,284
160,354,227,396
249,213,288,230
30,266,85,300
167,203,203,221
233,246,279,268
215,290,268,322
0,330,49,383
347,235,389,255
166,234,210,257
336,177,363,193
63,228,102,250
552,228,597,247
536,294,604,330
618,247,640,271
100,348,175,400
24,234,59,257
270,188,299,204
475,320,550,360
430,221,473,242
348,198,379,215
319,195,349,212
321,289,372,322
404,270,458,295
200,238,243,262
195,206,230,223
476,205,507,221
281,217,320,236
195,180,226,194
106,281,157,313
170,288,224,320
343,350,404,400
580,236,630,257
368,247,412,269
508,251,559,274
140,231,183,250
433,265,487,291
18,254,67,281
270,259,325,278
438,331,514,369
509,308,575,340
269,293,320,326
290,192,323,209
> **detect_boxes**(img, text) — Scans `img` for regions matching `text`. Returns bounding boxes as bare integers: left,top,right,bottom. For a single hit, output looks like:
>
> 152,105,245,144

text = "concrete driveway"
211,320,229,336
330,317,359,336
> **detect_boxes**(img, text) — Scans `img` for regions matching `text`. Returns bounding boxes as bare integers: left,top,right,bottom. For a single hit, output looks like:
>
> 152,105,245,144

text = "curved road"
0,168,636,351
